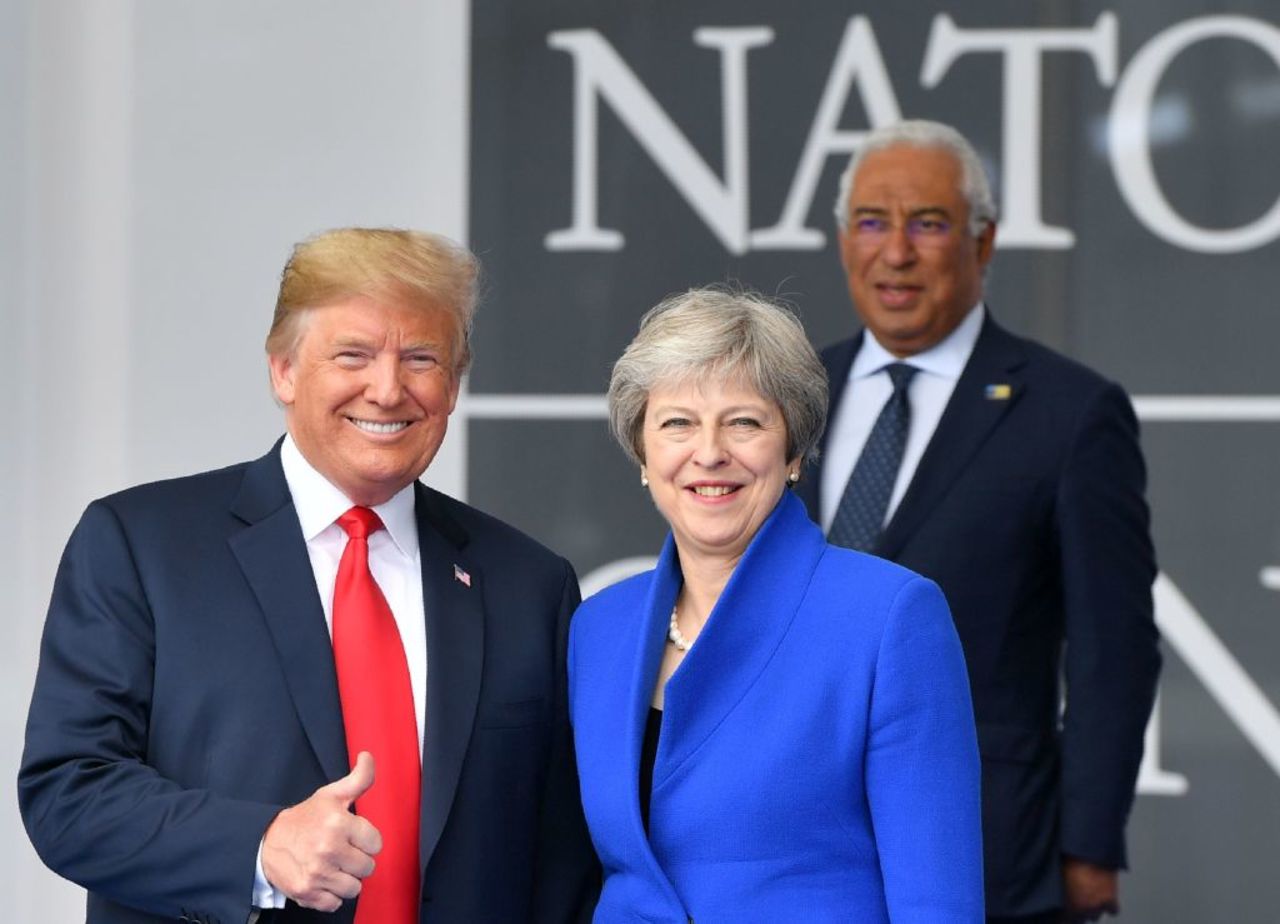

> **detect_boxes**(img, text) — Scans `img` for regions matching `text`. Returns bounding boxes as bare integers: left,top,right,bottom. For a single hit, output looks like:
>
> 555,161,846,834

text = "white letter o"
1110,16,1280,253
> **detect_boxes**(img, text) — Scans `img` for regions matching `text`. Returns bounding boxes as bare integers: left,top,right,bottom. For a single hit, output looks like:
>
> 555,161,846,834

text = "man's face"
838,145,995,357
268,292,461,506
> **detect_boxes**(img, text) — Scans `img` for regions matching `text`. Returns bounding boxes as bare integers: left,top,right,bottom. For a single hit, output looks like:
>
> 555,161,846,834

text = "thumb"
328,751,376,805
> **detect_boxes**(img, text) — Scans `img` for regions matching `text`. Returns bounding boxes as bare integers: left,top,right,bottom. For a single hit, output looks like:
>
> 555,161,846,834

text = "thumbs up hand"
328,751,377,807
261,752,383,912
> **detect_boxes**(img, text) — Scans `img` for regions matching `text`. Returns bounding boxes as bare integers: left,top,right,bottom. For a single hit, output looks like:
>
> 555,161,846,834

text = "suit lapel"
797,334,861,521
228,445,349,783
413,484,484,870
820,334,862,448
227,449,489,875
876,316,1028,560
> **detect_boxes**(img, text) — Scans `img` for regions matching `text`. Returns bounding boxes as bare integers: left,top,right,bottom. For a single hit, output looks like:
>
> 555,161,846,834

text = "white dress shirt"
254,434,428,908
820,303,985,533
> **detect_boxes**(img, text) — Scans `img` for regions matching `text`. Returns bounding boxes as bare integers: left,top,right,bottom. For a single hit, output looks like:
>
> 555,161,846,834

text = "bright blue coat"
569,492,984,923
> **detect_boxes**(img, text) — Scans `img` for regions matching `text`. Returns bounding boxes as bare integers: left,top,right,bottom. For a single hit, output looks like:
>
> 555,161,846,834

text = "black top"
639,707,662,834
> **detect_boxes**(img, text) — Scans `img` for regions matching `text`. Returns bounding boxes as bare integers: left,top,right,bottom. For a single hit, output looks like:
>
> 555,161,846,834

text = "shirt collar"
851,302,985,382
280,433,418,559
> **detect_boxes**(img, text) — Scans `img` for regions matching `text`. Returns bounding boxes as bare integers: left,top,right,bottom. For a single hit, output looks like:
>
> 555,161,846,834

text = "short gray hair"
833,120,998,237
608,286,828,468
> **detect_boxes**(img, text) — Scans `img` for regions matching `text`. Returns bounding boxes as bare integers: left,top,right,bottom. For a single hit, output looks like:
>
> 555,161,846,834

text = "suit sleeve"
1055,383,1161,868
18,501,282,924
866,577,985,922
529,559,602,923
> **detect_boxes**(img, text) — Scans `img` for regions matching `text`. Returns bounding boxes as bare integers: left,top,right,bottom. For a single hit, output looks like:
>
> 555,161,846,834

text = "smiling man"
797,122,1161,924
20,228,598,924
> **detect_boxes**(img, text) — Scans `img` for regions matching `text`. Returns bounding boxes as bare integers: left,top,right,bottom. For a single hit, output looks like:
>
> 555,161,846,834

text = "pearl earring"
788,470,800,484
640,468,649,488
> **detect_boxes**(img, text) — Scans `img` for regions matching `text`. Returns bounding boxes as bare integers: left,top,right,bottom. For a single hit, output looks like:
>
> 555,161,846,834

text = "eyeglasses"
848,215,956,248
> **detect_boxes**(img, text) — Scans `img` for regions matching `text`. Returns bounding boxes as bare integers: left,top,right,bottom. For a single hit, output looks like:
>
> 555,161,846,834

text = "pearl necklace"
668,605,693,651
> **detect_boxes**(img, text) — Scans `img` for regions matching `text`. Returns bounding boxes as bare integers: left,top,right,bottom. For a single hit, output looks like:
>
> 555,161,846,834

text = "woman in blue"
570,287,984,922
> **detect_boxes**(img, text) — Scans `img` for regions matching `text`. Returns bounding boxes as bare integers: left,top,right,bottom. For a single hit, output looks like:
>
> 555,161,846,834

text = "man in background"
20,228,598,923
799,121,1161,923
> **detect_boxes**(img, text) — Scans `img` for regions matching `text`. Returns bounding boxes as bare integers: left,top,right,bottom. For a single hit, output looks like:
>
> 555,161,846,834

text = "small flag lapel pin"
985,383,1013,400
453,563,472,587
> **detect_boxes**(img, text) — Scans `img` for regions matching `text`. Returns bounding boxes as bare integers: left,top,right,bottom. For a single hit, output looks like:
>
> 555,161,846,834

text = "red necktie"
332,506,421,923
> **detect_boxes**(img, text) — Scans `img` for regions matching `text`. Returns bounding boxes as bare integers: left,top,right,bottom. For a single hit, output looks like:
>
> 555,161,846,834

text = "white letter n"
545,28,774,255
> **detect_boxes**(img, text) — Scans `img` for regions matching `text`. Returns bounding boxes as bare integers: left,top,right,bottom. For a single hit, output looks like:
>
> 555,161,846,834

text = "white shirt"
820,303,986,533
254,434,428,908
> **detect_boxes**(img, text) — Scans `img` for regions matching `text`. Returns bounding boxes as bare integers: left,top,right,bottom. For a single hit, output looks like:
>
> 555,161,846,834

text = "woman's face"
641,375,797,567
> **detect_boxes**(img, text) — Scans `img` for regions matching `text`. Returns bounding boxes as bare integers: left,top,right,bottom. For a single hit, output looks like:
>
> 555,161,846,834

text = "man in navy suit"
797,121,1161,923
20,228,598,924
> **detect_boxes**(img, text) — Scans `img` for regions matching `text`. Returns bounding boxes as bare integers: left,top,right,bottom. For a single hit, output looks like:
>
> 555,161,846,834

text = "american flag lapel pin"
453,563,472,588
984,383,1012,400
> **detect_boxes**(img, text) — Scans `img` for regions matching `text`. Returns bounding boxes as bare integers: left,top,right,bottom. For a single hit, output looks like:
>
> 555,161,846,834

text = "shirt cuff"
253,838,288,909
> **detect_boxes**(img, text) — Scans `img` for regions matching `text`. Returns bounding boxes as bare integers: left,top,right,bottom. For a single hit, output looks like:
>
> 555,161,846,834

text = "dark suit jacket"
19,442,599,924
797,314,1160,917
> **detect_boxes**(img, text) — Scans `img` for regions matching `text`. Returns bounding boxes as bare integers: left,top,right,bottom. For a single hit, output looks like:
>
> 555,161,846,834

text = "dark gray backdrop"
469,3,1280,920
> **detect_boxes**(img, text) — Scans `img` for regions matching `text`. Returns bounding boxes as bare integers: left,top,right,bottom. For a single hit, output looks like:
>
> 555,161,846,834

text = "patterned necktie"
828,362,918,552
332,506,420,924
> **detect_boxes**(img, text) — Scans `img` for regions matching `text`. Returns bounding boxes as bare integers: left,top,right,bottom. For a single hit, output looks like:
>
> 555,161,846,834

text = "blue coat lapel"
228,445,349,783
627,548,678,782
603,492,828,914
618,546,685,907
653,493,826,790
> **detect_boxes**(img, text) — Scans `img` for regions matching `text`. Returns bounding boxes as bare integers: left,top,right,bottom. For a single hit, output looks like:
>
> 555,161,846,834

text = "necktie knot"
338,506,385,541
884,362,918,394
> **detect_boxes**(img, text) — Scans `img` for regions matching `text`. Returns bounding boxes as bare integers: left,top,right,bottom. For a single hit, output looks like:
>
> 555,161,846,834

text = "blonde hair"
266,228,479,372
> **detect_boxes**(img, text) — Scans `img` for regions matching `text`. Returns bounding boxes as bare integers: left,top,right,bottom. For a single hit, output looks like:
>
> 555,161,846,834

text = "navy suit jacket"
797,315,1160,916
19,442,599,924
570,493,984,923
